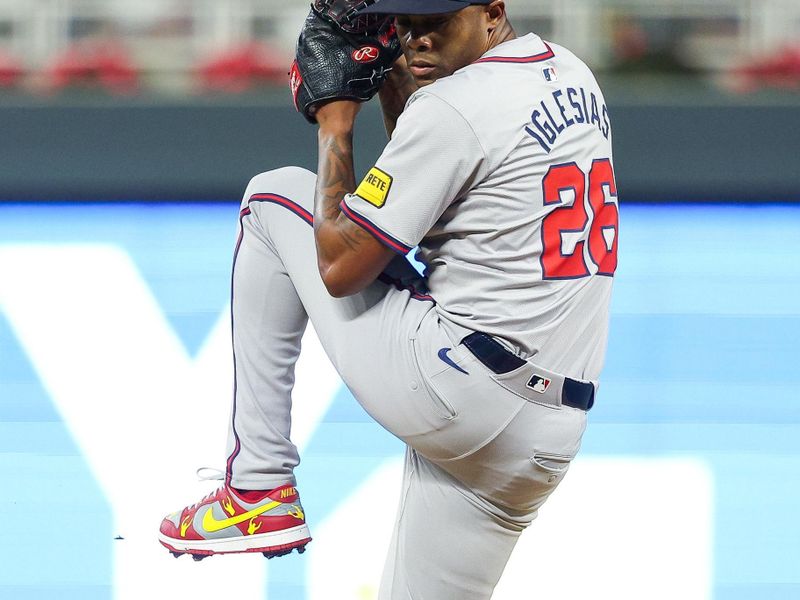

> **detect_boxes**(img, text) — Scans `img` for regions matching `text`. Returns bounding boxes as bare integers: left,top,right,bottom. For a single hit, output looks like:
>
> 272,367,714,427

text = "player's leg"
378,383,588,599
377,449,526,600
159,168,319,559
238,168,466,448
224,201,308,490
224,167,440,486
159,167,452,558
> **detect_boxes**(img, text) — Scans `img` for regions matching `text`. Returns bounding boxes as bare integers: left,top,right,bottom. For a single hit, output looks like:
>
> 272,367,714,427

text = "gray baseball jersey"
342,33,618,382
213,32,616,600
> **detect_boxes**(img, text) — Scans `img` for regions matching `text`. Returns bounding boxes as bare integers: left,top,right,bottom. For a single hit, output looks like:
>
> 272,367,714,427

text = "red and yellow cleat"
159,483,311,561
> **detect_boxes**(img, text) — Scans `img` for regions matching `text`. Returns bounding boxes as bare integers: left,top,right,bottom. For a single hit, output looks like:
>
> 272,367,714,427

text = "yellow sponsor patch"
355,167,393,208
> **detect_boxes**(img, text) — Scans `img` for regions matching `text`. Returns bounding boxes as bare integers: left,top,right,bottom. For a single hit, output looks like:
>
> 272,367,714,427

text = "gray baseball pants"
226,166,588,599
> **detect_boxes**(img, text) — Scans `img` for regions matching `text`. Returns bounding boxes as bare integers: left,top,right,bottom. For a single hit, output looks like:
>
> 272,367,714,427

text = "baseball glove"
290,0,403,123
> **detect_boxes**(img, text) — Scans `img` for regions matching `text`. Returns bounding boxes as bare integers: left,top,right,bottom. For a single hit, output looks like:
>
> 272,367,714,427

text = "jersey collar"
473,33,554,64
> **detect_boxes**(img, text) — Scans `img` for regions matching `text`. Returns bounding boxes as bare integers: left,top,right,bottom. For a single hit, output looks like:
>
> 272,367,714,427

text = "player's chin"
412,75,438,87
411,69,445,87
408,62,448,86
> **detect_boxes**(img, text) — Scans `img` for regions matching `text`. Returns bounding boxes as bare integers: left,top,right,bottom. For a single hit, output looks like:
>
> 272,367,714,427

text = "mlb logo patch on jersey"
542,66,558,83
527,374,552,394
355,166,393,208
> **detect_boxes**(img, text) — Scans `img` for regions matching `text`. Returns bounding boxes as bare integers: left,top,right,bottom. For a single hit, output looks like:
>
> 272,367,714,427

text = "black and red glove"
290,0,403,123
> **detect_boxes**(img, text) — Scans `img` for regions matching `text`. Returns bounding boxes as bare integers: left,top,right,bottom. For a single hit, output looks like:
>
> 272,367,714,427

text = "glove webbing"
340,0,382,31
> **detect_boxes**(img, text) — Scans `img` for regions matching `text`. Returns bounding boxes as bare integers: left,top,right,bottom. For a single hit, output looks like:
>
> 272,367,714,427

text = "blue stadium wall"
0,92,797,202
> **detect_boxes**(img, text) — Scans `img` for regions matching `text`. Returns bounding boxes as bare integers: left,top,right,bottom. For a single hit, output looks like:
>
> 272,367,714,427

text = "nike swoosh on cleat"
202,500,283,533
437,348,469,375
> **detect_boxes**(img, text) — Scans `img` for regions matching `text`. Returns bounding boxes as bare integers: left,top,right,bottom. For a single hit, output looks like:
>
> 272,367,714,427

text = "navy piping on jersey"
474,42,555,64
249,193,314,225
339,199,413,255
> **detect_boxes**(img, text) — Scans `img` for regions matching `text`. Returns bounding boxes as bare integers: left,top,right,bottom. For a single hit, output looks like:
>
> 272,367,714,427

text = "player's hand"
378,54,418,137
380,55,417,98
382,55,415,92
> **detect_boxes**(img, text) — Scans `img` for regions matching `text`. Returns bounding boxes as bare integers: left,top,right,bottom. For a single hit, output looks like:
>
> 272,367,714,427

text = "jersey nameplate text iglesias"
525,86,612,153
343,34,619,381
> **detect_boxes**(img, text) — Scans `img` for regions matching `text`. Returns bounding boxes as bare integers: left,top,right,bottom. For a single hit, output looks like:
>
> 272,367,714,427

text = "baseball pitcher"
159,1,619,598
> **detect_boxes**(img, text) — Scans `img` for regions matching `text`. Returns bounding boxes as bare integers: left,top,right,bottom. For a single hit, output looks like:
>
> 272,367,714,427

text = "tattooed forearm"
314,123,378,258
313,117,375,265
314,132,370,251
311,101,394,297
314,128,356,224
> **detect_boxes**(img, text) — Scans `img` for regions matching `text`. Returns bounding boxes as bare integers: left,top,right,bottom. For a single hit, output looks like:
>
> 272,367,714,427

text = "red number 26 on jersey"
540,158,619,279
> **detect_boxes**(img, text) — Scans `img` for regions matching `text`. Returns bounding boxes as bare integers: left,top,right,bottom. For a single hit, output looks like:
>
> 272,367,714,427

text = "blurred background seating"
0,0,795,203
0,0,795,95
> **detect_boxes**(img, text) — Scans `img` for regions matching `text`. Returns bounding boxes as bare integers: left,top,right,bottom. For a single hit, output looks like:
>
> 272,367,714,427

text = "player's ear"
486,0,506,32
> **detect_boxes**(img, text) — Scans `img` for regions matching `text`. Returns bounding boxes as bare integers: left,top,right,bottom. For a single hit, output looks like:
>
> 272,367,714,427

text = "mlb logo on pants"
527,374,552,394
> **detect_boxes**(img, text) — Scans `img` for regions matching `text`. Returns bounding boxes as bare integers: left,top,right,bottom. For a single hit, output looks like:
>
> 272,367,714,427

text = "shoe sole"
158,523,311,557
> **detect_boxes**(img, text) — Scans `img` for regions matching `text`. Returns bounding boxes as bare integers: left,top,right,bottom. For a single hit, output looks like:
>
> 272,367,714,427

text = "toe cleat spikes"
170,551,183,559
191,554,208,562
262,544,308,559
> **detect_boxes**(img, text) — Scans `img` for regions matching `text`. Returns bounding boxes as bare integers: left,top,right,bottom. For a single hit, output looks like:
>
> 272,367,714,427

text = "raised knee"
242,167,317,212
248,166,316,190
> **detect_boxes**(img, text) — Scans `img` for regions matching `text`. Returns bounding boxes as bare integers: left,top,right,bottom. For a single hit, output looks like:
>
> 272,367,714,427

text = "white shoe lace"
196,467,225,481
187,467,226,510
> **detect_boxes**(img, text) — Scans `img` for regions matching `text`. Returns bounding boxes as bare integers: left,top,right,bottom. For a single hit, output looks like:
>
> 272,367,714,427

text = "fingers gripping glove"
290,0,402,123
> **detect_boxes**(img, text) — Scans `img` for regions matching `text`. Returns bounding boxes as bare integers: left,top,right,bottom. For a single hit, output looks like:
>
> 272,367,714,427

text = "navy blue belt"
461,332,595,411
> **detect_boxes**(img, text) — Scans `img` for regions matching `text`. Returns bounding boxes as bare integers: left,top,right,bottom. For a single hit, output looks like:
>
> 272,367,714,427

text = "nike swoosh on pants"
437,348,469,375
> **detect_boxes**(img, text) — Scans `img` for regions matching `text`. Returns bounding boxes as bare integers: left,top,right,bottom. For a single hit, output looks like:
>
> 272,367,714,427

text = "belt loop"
562,377,595,411
462,332,594,411
462,332,526,374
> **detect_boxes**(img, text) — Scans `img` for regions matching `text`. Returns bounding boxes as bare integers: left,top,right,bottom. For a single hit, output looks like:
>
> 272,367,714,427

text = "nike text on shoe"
158,483,311,560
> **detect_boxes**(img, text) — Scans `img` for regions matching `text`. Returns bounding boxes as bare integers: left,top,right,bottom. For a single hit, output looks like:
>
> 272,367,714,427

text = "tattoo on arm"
314,127,375,258
337,219,375,253
315,130,356,224
311,103,395,294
